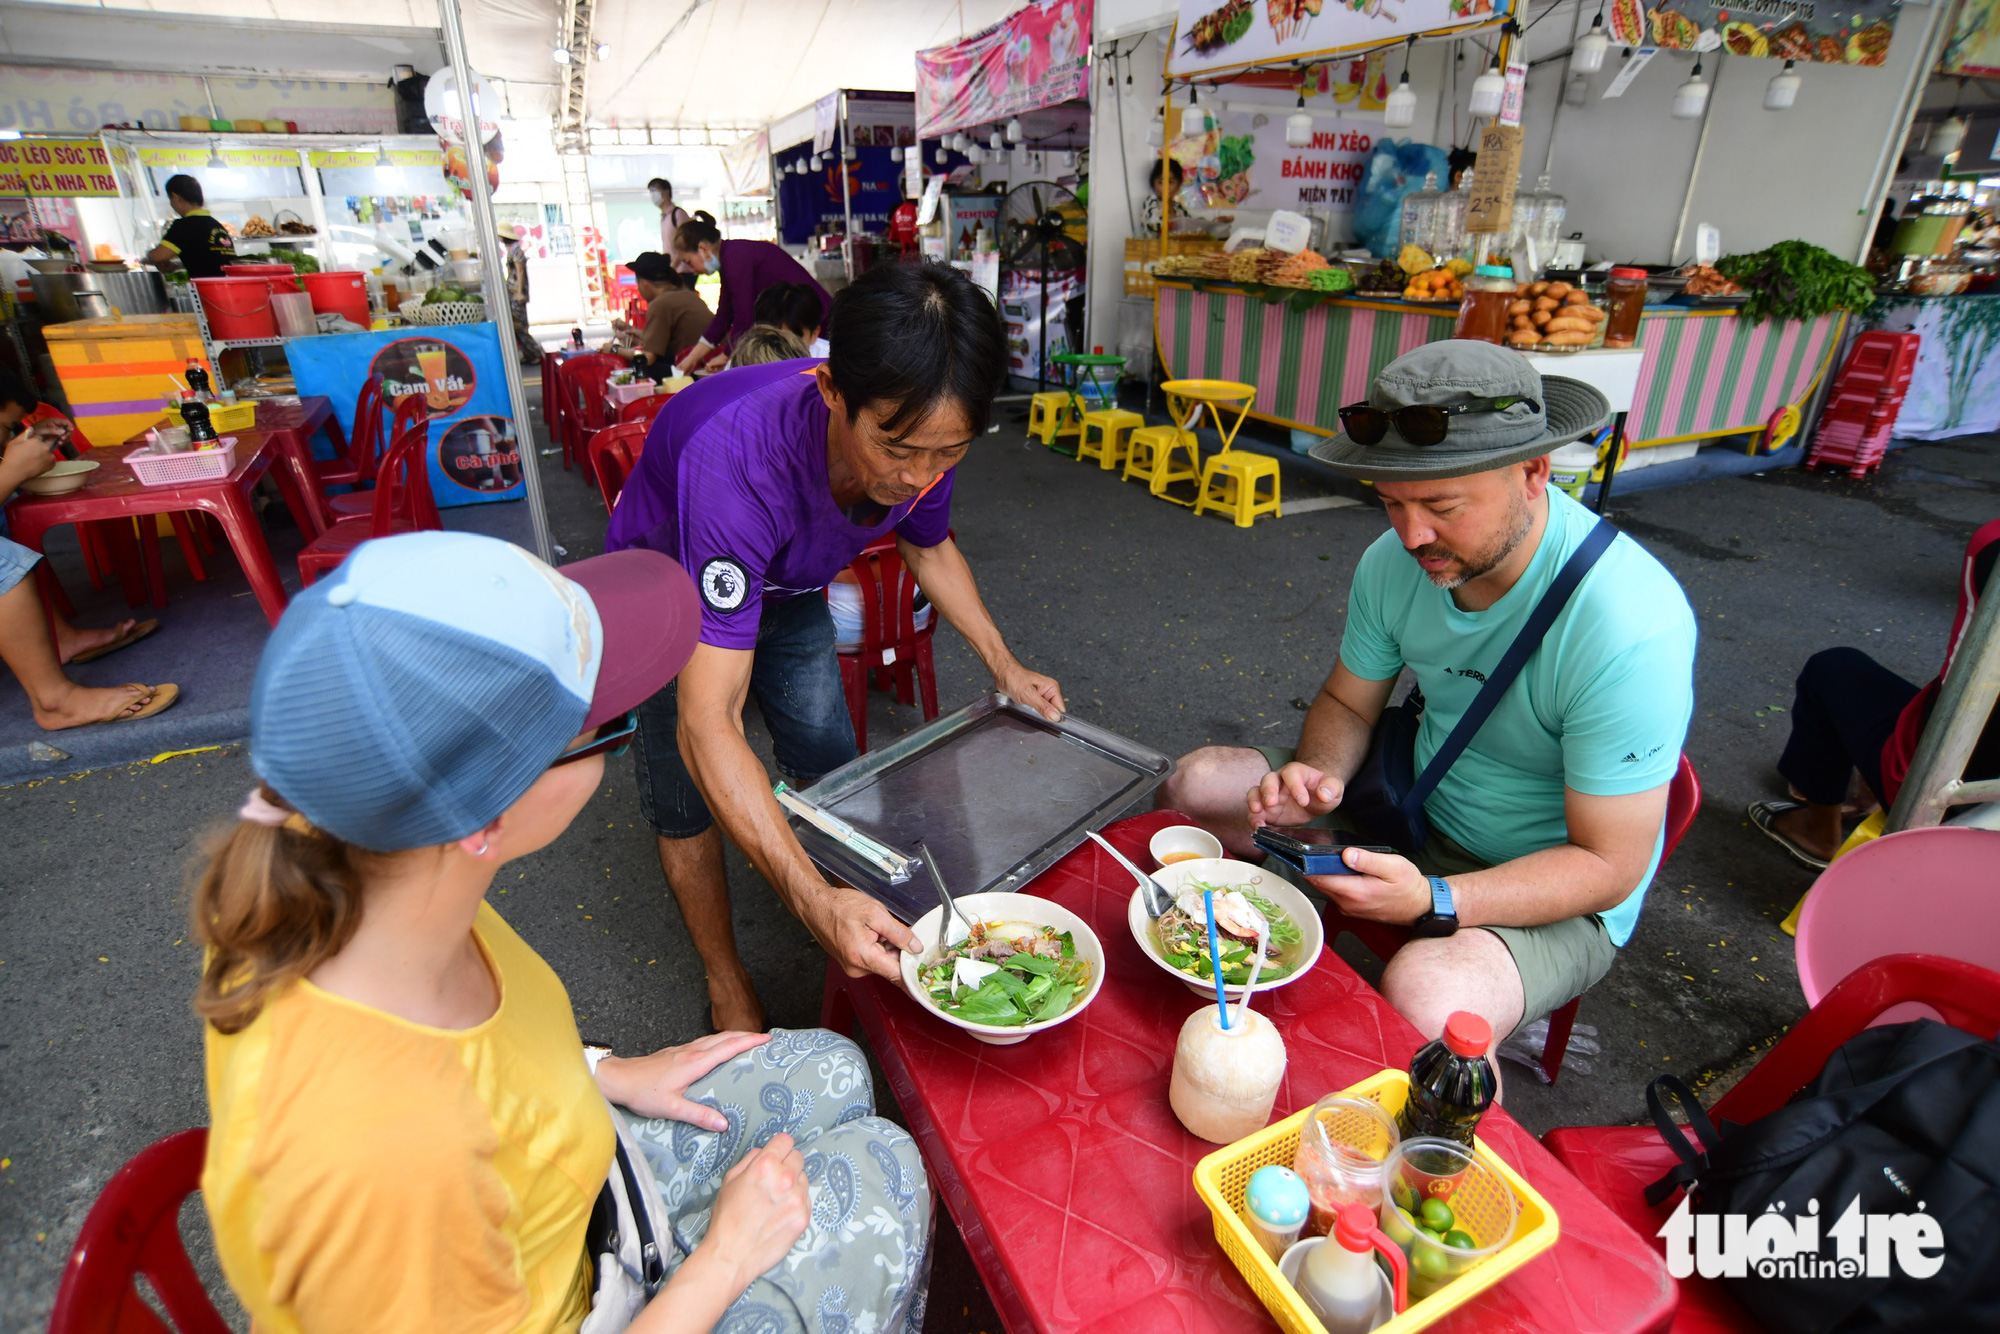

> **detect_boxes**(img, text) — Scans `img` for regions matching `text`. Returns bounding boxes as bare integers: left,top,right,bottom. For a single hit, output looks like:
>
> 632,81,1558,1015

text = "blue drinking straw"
1203,887,1229,1031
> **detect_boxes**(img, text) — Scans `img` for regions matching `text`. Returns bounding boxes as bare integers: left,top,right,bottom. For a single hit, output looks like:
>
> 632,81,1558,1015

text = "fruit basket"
1193,1069,1558,1334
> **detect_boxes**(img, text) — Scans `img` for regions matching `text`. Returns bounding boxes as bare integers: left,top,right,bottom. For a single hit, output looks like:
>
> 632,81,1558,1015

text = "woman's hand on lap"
707,1133,811,1287
594,1032,769,1129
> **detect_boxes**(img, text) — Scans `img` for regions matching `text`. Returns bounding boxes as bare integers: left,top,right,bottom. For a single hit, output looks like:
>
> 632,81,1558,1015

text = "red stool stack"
1805,331,1919,477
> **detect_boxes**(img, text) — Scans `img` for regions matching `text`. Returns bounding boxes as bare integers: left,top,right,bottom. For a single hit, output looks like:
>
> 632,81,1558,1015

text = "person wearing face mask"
649,177,692,271
669,212,829,375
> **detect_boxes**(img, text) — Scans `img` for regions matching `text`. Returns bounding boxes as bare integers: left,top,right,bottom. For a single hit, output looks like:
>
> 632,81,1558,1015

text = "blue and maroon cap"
249,531,697,851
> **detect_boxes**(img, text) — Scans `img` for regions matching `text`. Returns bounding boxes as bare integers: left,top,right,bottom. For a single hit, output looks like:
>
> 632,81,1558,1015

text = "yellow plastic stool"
1079,407,1145,470
1194,450,1283,527
1124,425,1202,503
1027,391,1082,447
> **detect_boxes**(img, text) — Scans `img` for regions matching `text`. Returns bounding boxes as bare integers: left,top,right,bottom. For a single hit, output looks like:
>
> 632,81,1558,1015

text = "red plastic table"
253,395,346,538
4,433,306,627
822,809,1677,1334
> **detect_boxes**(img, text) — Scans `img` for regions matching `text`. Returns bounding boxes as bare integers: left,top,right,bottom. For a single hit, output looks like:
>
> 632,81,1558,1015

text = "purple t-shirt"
604,358,954,650
706,239,830,348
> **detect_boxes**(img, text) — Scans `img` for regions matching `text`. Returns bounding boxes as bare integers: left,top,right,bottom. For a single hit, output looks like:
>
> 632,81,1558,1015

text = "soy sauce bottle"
180,394,219,444
1397,1011,1496,1146
185,360,213,400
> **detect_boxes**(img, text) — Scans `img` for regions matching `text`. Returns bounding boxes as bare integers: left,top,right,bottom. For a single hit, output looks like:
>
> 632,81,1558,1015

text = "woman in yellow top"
194,530,930,1334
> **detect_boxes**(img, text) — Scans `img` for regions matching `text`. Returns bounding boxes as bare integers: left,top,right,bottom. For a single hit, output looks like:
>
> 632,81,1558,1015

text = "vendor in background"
606,262,1063,1032
650,177,692,270
144,175,235,280
612,253,713,380
0,368,176,728
670,212,830,374
1141,157,1188,235
753,281,830,358
1749,519,2000,869
1160,342,1696,1078
496,223,542,368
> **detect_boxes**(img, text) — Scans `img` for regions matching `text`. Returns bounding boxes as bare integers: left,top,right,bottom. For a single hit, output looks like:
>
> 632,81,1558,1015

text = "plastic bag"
1353,139,1450,259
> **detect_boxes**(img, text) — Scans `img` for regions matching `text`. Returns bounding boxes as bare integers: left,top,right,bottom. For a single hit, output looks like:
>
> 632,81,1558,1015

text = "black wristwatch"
1413,875,1459,937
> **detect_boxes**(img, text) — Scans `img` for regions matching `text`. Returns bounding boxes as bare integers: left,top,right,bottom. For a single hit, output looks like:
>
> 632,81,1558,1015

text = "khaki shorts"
1254,745,1620,1025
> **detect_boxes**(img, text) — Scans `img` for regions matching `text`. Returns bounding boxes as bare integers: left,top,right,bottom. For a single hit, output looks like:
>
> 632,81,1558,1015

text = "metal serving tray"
792,693,1175,922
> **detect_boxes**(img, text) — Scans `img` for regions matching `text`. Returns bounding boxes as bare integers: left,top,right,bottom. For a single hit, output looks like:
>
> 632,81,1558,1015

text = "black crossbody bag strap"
1400,518,1619,818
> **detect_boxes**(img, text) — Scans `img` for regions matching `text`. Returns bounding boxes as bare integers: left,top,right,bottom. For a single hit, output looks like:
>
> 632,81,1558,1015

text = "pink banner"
915,0,1091,139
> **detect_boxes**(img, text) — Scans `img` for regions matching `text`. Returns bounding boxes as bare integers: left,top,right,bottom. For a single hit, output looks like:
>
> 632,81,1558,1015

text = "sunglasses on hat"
551,710,637,767
1337,395,1540,448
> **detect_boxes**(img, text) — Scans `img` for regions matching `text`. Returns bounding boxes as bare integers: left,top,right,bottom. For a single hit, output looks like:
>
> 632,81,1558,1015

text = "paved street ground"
2,406,1992,1332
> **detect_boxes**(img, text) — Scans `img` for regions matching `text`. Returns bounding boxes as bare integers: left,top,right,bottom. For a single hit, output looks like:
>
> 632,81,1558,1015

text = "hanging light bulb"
1671,60,1710,119
1285,90,1313,147
594,42,610,61
843,139,857,160
1573,10,1610,74
1763,59,1800,111
1565,72,1590,108
812,153,825,169
1931,114,1968,159
1469,57,1506,117
1384,73,1417,128
1006,117,1023,142
374,143,400,185
935,146,950,166
890,145,903,162
989,128,1004,151
206,141,226,170
1146,110,1164,148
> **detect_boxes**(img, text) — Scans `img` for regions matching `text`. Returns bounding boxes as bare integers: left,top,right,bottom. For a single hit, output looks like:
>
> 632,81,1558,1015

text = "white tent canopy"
17,0,1024,131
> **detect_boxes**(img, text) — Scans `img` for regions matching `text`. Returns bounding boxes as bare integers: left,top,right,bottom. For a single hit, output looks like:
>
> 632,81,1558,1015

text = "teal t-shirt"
1339,487,1696,946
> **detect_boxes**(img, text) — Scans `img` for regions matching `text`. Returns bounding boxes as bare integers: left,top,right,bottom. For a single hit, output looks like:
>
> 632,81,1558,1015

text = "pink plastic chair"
1795,826,2000,1018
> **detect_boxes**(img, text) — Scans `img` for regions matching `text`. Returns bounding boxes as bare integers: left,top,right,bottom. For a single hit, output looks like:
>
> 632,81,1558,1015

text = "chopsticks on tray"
773,782,914,884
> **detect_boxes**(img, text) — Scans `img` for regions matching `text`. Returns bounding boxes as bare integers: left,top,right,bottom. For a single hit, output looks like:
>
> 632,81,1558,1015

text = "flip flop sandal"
89,682,180,726
66,619,160,665
1746,799,1830,872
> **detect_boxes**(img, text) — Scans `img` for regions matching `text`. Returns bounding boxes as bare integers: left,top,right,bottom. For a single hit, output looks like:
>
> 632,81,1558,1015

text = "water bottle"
1295,1203,1405,1334
1244,1165,1309,1261
1397,1012,1496,1146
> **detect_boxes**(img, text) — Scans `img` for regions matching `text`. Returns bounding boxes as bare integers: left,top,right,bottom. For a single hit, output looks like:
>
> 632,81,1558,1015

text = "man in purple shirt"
668,209,829,374
608,262,1062,1031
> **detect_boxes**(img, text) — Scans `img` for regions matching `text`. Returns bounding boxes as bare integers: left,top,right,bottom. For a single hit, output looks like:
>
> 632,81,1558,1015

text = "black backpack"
1645,1019,2000,1333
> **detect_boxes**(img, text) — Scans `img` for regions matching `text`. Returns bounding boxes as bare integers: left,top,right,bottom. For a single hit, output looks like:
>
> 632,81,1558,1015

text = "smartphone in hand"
1253,826,1397,876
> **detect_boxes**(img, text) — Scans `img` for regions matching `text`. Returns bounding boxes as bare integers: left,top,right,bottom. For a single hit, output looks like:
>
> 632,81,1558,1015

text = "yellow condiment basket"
1192,1069,1560,1334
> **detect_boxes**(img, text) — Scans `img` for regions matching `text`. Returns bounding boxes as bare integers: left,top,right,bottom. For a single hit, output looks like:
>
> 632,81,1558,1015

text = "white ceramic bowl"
901,891,1105,1046
1127,857,1324,1000
1149,823,1224,868
21,458,98,495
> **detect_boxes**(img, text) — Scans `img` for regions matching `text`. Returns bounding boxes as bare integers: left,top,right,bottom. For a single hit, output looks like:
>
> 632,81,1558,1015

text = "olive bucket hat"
1308,340,1612,481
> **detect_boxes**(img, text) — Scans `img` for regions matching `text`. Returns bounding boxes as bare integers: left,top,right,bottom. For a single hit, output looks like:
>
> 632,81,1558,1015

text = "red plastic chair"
323,377,393,520
1324,753,1702,1085
588,421,649,515
541,350,573,469
559,352,628,481
1542,953,2000,1334
616,392,672,427
47,1127,230,1334
834,535,940,754
297,401,439,586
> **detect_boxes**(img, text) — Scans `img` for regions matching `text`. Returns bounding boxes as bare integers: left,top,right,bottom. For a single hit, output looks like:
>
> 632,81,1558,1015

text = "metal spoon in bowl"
1086,831,1175,918
915,839,975,956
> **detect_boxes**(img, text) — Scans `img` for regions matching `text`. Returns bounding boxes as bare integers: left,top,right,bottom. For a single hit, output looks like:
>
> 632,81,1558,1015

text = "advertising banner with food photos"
1641,0,1898,64
1168,0,1512,79
915,0,1091,139
1171,106,1378,214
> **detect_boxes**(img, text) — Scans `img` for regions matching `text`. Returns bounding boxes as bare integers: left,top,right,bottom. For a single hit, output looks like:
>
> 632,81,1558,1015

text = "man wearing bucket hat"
1162,341,1696,1064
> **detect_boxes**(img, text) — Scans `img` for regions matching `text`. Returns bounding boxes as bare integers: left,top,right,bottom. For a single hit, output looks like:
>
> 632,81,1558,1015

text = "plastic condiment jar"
1291,1203,1409,1334
1602,267,1649,348
1453,265,1519,346
1245,1164,1311,1260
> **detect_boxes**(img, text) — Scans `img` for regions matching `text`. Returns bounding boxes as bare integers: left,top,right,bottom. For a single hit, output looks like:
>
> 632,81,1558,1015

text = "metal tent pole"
436,0,555,565
839,91,855,282
1886,573,2000,831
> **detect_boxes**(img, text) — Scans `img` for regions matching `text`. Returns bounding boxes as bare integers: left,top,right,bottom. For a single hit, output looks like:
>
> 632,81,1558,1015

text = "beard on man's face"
1408,494,1534,590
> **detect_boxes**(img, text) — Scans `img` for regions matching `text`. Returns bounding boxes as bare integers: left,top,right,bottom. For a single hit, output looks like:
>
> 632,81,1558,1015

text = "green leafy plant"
1715,241,1875,325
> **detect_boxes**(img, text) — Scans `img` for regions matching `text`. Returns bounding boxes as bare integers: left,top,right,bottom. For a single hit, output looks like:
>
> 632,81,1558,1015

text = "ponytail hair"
672,209,721,252
190,786,369,1034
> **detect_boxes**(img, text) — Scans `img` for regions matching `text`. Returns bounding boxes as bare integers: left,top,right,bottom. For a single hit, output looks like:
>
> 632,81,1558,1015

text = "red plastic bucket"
300,270,371,327
222,262,301,295
193,276,277,340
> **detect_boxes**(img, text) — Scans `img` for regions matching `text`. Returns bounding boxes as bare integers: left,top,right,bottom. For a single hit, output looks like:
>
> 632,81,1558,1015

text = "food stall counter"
1155,279,1848,460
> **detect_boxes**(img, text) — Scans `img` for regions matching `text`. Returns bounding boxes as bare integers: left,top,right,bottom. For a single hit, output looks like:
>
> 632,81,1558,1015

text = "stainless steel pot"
28,268,167,321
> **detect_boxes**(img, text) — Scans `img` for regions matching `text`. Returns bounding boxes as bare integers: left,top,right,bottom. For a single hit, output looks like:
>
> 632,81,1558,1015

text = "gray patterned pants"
618,1030,932,1334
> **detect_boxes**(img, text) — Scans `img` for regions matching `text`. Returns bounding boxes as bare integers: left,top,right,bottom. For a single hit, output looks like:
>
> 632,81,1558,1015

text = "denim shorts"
633,592,859,839
0,534,42,598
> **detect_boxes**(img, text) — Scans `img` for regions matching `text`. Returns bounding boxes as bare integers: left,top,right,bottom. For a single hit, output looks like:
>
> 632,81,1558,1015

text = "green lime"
1418,1225,1443,1243
1394,1183,1420,1214
1418,1197,1455,1232
1444,1229,1478,1250
1413,1243,1457,1277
